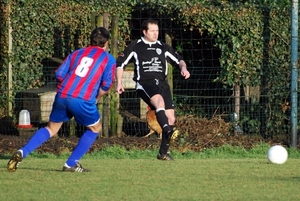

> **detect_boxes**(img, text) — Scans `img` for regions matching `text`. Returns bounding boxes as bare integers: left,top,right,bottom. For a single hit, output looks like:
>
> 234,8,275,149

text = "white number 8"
75,57,94,77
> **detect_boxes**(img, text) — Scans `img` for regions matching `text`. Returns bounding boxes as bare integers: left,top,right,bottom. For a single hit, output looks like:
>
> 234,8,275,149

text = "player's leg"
150,94,172,133
164,85,176,137
63,99,100,172
136,82,173,160
21,122,63,157
7,96,67,172
136,82,172,134
7,124,61,172
156,82,176,160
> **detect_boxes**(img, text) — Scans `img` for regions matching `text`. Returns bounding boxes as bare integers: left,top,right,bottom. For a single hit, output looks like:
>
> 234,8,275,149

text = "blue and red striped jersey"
55,46,116,102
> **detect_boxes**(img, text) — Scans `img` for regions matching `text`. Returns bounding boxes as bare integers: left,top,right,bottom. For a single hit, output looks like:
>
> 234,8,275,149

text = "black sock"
159,131,170,155
155,109,173,155
155,110,171,133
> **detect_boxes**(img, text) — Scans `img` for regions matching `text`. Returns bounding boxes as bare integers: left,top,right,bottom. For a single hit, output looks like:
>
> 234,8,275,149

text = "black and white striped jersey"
117,37,183,82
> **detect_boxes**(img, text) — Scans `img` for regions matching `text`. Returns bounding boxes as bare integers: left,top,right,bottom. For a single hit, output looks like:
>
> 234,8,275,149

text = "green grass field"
1,145,300,201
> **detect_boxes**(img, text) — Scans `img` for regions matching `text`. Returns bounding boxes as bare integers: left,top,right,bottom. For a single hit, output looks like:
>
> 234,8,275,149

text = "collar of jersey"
141,37,158,45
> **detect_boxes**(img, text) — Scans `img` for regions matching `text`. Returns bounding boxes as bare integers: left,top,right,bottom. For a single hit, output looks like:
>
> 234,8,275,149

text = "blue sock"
21,127,50,158
65,130,98,167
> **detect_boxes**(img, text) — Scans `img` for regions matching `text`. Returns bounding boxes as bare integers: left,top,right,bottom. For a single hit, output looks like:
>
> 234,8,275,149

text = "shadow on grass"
0,158,63,172
0,165,63,172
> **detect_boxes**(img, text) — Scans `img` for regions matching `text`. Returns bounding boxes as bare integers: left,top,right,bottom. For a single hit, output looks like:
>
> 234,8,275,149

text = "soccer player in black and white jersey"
116,19,190,160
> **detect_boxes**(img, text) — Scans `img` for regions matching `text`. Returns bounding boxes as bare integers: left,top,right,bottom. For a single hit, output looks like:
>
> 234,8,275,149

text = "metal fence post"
290,0,298,147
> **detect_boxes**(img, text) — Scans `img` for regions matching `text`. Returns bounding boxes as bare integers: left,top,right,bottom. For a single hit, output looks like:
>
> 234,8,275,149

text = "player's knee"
46,122,63,137
94,124,102,133
150,95,165,108
88,122,102,133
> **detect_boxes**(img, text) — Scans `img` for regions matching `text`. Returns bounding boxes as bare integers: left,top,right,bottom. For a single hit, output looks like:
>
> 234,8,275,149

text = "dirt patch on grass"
0,115,292,155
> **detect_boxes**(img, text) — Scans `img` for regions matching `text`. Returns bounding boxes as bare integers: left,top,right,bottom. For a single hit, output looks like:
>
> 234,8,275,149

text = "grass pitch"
1,151,300,201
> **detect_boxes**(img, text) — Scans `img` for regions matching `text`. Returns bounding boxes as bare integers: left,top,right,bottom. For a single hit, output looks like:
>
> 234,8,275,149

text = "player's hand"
116,83,125,94
181,68,190,79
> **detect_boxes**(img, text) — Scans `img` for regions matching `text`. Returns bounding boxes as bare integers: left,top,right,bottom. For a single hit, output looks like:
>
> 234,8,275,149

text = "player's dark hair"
90,27,110,47
141,19,159,31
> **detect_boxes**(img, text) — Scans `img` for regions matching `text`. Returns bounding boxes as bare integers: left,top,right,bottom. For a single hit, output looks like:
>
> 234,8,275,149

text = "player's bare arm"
116,67,125,94
179,60,190,79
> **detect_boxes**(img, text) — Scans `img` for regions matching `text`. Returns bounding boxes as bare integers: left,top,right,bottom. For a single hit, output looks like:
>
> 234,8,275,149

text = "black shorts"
136,79,174,110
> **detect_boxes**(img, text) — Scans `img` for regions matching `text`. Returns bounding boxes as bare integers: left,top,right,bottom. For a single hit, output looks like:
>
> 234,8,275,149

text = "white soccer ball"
267,145,288,164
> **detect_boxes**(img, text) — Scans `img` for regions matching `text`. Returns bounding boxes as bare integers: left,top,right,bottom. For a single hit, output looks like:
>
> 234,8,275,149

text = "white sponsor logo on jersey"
156,48,162,55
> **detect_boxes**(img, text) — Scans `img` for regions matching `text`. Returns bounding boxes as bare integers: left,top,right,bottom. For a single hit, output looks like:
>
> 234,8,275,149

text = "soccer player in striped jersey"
116,19,190,160
7,27,116,172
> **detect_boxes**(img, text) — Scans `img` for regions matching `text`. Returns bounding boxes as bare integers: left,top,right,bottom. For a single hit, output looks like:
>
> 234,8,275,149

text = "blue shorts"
49,95,100,127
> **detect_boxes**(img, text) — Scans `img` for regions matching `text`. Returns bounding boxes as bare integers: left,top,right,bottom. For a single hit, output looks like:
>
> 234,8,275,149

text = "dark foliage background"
0,0,294,139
